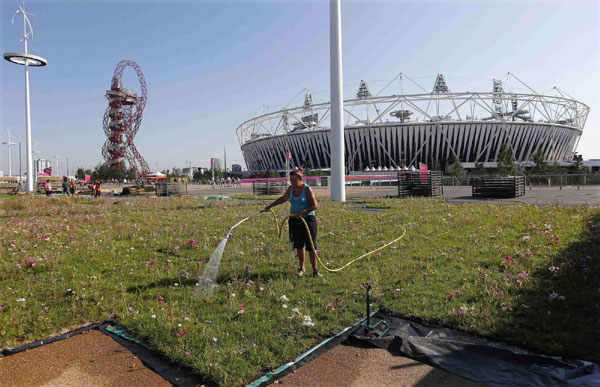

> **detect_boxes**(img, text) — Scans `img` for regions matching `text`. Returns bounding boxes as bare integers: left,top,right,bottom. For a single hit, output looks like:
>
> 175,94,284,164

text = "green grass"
0,196,598,385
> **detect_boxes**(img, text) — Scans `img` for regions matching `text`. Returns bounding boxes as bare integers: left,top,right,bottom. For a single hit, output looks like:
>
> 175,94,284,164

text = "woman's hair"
290,167,304,178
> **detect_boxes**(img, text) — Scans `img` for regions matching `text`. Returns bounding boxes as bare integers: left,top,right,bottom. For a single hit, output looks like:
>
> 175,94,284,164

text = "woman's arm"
263,186,292,211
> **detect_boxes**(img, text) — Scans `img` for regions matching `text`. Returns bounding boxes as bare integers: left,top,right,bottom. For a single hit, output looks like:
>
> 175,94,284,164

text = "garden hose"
265,209,407,273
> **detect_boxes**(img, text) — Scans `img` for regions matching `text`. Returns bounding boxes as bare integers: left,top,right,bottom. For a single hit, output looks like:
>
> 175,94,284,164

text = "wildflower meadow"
0,195,598,385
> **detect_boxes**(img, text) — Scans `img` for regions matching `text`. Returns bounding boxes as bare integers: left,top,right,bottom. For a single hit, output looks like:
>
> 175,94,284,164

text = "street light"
3,1,47,192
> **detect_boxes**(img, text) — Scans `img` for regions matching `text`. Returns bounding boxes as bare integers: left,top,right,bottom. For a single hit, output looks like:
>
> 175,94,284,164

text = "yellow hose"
266,209,406,273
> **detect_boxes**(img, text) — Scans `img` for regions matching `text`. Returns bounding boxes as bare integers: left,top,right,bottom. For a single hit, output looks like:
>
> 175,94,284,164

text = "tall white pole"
329,0,345,201
2,129,16,176
8,139,12,177
23,10,34,191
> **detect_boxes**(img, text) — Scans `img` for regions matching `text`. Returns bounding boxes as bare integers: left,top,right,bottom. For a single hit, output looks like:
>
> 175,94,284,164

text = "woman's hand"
294,212,303,219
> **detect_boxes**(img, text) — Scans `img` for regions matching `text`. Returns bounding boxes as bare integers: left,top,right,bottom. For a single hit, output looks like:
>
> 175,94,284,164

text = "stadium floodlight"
3,1,47,192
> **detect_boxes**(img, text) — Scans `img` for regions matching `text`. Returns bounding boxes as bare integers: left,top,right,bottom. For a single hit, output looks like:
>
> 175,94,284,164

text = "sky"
1,0,599,176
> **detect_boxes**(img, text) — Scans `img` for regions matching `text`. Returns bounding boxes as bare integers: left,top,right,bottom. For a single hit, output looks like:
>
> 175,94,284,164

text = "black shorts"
289,215,318,251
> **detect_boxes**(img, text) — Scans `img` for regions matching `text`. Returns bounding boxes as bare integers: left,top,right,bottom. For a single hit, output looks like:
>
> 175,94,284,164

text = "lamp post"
2,129,16,177
3,1,47,192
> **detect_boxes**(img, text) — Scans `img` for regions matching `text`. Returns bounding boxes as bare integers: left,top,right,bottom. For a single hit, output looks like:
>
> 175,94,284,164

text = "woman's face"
290,174,302,186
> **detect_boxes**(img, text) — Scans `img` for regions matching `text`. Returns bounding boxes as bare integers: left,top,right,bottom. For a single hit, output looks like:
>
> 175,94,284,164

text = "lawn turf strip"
0,196,598,385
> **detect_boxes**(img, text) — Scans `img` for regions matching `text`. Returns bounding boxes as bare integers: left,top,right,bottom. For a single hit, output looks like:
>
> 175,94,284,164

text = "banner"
420,163,428,182
286,152,292,160
43,166,52,175
211,158,215,165
84,175,90,183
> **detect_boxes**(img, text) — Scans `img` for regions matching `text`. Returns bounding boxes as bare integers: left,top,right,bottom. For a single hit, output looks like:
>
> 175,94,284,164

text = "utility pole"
329,0,346,201
53,152,60,176
224,146,227,177
19,142,22,179
2,129,16,176
31,140,40,178
66,157,69,177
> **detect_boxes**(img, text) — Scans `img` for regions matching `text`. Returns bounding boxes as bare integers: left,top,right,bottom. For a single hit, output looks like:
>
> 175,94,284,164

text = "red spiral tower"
102,60,150,178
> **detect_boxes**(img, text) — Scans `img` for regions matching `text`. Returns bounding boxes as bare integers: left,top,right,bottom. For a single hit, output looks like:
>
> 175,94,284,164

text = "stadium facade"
236,74,589,172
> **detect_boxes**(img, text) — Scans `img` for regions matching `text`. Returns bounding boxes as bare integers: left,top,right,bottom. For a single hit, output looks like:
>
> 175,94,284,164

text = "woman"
263,168,320,277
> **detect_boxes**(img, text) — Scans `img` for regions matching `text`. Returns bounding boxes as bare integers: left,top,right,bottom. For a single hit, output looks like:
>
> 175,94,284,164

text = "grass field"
0,196,598,385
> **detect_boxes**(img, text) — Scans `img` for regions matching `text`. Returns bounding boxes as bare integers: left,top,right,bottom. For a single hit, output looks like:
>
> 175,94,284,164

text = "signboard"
286,152,292,160
211,158,215,165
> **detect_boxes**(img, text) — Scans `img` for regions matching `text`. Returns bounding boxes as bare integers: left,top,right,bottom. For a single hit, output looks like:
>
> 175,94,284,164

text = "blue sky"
1,0,598,175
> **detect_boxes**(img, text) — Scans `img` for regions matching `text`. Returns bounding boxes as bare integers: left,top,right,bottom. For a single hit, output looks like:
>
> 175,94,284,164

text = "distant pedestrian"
94,181,102,198
70,179,76,195
45,181,53,196
62,177,70,196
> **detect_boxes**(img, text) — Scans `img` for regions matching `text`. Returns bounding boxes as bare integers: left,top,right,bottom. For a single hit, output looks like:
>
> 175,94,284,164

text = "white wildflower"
279,295,289,302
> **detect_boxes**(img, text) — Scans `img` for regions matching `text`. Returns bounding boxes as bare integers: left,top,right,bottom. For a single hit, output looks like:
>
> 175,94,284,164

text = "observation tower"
102,60,150,178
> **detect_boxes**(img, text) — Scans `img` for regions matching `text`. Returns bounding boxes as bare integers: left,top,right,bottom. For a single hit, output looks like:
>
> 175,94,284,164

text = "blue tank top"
289,185,315,217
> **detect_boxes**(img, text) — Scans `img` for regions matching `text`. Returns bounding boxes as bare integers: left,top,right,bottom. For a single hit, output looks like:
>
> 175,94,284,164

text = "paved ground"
160,183,599,206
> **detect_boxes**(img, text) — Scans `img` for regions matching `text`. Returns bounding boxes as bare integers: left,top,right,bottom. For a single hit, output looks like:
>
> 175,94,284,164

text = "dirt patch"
277,337,481,386
0,330,170,387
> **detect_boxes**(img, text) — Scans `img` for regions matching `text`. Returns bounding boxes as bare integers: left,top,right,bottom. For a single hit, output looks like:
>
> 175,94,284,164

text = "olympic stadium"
236,74,589,172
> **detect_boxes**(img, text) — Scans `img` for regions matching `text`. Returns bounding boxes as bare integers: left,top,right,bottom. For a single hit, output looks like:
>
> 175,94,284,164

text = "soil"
0,330,170,387
276,337,481,387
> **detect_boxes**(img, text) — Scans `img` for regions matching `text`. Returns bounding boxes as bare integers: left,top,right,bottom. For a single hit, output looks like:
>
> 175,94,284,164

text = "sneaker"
297,269,305,277
312,270,322,278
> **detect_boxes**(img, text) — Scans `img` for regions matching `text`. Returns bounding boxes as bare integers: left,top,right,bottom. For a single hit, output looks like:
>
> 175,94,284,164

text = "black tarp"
352,310,600,387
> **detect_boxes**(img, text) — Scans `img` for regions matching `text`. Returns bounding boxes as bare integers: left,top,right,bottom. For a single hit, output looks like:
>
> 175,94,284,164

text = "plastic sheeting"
353,311,600,387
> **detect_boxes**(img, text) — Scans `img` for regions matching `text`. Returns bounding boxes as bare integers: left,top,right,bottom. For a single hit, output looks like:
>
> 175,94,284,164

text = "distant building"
237,75,589,172
35,159,51,176
213,159,223,172
182,167,194,179
584,159,600,173
231,164,242,173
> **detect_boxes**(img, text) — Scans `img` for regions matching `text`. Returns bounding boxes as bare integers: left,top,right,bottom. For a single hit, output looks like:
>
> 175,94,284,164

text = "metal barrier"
397,171,443,197
252,181,287,196
155,182,187,197
442,174,600,187
472,176,525,198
